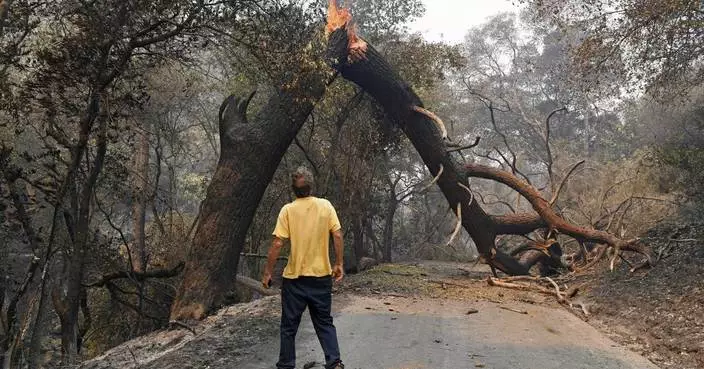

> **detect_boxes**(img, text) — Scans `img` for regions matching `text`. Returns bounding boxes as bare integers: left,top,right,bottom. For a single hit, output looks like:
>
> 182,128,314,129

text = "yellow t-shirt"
272,196,342,279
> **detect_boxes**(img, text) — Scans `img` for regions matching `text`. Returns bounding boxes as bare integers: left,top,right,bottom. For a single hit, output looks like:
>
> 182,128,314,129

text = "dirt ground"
581,222,704,369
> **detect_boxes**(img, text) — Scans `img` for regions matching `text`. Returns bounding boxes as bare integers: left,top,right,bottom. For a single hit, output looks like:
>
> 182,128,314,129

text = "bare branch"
293,137,319,176
549,160,586,206
446,136,481,153
465,162,653,268
544,107,568,191
84,262,185,288
446,203,462,247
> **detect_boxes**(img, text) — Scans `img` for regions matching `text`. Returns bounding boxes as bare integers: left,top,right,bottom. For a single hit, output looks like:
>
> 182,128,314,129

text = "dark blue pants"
277,276,342,369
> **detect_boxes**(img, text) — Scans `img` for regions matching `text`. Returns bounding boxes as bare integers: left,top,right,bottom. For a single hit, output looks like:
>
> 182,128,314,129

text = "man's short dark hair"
292,166,314,197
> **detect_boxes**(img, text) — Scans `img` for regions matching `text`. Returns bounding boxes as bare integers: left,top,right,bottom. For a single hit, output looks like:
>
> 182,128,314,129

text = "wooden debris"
499,306,528,315
488,276,590,318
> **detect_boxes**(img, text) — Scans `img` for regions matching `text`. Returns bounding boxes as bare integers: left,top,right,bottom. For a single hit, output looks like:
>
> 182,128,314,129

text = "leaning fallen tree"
324,1,652,275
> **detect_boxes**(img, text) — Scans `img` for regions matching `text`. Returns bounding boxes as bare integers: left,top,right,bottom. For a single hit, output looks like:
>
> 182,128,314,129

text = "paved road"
239,295,658,369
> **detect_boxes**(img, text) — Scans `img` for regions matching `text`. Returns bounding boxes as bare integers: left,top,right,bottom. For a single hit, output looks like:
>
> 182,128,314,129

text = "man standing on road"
262,166,345,369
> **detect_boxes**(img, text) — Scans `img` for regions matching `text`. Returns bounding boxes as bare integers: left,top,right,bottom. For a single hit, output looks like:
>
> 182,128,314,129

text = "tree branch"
549,160,586,206
84,262,185,288
446,136,481,153
465,162,652,268
544,107,567,191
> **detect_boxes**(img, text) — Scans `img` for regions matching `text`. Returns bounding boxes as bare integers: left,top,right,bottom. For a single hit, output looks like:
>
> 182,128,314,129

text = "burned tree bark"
131,122,150,273
170,76,327,320
381,198,396,263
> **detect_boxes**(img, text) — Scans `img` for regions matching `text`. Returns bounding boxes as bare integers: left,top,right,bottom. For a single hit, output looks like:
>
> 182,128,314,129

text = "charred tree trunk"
170,77,327,320
381,198,397,263
131,122,150,273
326,27,529,275
53,111,108,365
351,215,366,265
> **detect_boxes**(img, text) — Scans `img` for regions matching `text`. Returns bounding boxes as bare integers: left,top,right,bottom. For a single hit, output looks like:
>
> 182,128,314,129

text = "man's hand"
332,263,344,282
263,237,285,289
331,229,344,282
262,270,272,289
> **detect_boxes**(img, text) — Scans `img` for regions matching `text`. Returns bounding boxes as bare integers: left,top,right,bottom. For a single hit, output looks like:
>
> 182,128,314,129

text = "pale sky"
409,0,520,44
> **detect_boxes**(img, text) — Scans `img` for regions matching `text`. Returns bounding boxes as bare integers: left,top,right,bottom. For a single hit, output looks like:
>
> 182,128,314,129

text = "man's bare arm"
332,230,344,281
262,237,285,287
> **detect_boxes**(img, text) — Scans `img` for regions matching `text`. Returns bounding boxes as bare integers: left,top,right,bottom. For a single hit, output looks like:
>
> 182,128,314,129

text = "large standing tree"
169,1,333,320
